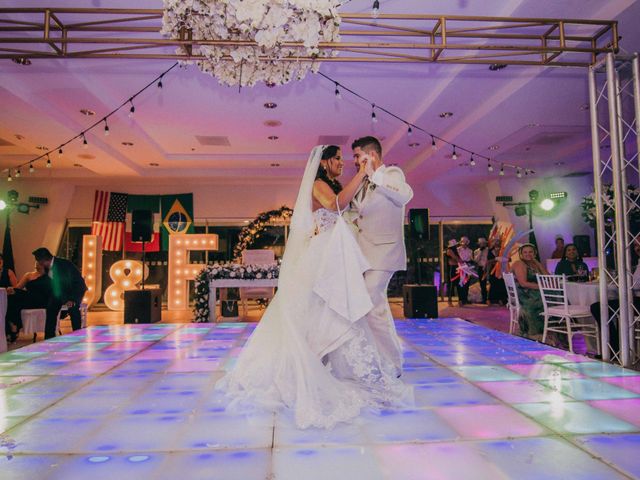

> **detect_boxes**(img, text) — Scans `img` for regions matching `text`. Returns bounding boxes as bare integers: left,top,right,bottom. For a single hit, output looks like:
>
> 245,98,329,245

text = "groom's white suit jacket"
348,164,414,271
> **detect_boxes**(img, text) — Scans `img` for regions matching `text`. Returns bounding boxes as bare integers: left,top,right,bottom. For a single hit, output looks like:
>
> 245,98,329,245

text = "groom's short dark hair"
32,247,53,261
352,136,382,157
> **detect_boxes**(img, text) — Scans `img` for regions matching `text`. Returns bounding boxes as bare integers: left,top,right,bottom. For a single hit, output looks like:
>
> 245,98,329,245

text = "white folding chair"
502,273,520,335
239,249,276,317
536,274,600,354
21,309,46,342
56,303,88,335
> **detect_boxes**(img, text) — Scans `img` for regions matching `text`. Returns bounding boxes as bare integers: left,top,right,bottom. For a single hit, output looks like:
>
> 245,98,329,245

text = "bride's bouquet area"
162,0,342,86
193,262,280,322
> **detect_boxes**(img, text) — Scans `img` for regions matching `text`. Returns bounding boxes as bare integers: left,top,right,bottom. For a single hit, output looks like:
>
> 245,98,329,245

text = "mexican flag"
161,193,194,249
124,195,161,252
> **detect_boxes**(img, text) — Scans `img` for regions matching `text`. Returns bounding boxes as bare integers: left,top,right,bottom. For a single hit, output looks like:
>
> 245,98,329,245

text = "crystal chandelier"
162,0,342,87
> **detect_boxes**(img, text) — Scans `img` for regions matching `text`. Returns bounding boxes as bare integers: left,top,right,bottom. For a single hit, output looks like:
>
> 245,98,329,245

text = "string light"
103,119,110,136
157,75,164,89
372,0,380,18
516,168,522,178
371,104,377,123
407,125,413,137
452,146,458,160
7,170,12,182
15,168,21,178
499,165,505,176
488,161,494,172
58,147,63,156
334,82,341,99
470,155,476,167
46,155,52,168
128,98,135,117
82,133,88,149
29,163,34,173
431,136,437,150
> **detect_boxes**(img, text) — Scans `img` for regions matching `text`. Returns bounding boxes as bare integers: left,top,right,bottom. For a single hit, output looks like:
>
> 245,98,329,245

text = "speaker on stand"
409,208,430,285
404,209,438,318
131,210,152,290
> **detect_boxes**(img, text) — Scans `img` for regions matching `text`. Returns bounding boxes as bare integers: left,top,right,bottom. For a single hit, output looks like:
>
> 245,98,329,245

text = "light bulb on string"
15,168,21,178
488,161,494,172
431,136,437,150
470,155,476,167
451,146,458,160
46,154,52,168
407,125,413,137
372,0,380,18
29,163,34,173
334,82,341,99
58,147,63,157
157,75,163,89
128,99,135,117
103,119,110,136
7,170,12,182
82,133,88,149
371,104,377,123
499,165,505,176
516,168,522,178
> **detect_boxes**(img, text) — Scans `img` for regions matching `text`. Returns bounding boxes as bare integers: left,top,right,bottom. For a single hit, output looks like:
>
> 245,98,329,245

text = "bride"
216,145,411,429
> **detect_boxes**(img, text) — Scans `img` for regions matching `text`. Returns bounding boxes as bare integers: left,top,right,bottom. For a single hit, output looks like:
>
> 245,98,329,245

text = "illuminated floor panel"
0,318,639,479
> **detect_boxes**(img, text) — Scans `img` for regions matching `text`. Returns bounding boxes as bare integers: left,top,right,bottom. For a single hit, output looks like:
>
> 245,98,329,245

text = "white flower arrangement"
162,0,342,86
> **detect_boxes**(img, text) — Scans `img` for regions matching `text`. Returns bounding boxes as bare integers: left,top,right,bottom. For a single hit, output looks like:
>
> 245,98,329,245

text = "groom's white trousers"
364,269,403,374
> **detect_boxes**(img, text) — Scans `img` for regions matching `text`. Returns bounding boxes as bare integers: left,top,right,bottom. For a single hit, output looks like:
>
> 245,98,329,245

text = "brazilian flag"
161,193,194,249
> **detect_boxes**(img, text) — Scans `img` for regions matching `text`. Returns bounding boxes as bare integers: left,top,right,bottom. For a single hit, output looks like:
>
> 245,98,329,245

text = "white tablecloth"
0,288,7,353
209,279,279,322
566,281,618,307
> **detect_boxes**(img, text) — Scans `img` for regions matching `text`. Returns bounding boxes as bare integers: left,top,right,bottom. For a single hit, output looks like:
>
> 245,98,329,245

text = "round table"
566,281,617,307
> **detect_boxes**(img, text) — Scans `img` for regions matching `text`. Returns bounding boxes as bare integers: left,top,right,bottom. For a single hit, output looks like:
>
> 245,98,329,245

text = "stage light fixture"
0,200,6,210
540,198,555,211
549,192,568,199
515,205,528,216
495,195,513,202
528,190,539,201
16,203,30,214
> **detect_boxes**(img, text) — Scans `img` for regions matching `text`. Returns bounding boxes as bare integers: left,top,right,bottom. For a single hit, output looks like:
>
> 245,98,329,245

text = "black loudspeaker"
221,300,239,317
403,284,438,318
124,289,161,324
409,208,430,240
132,209,153,242
573,234,591,258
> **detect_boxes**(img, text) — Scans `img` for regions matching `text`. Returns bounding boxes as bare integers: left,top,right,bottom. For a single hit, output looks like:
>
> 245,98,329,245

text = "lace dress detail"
313,208,338,235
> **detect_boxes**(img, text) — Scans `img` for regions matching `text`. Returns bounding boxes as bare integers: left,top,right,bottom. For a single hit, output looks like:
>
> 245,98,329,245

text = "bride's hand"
356,155,369,177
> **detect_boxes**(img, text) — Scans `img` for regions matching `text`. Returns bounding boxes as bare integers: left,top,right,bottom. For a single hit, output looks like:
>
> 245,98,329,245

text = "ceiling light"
268,135,279,140
36,145,48,151
270,163,280,167
121,141,134,146
264,120,282,127
12,57,31,66
408,142,420,148
580,103,590,111
29,163,34,173
439,111,453,118
14,134,24,140
489,63,508,71
80,109,95,116
263,102,277,109
540,199,555,211
488,145,500,151
149,162,160,167
73,163,83,167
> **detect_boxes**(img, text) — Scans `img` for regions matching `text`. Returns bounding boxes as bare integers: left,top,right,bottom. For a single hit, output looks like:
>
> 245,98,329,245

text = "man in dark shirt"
32,247,87,339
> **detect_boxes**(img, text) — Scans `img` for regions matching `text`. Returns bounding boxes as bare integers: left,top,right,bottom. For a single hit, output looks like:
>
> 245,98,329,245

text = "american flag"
91,191,128,251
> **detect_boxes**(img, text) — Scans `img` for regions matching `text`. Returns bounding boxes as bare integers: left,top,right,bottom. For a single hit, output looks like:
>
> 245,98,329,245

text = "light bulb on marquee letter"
168,233,218,311
104,260,149,311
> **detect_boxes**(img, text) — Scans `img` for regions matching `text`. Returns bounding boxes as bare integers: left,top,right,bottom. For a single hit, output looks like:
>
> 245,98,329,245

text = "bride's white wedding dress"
216,147,412,429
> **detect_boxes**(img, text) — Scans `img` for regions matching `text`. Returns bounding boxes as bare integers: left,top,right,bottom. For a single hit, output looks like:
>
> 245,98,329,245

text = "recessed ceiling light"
191,147,196,151
265,82,276,88
268,135,279,140
80,109,96,116
73,163,83,167
580,103,590,111
36,145,48,150
149,162,159,167
488,145,500,151
121,141,134,146
264,102,277,109
525,146,532,151
12,57,31,66
270,163,280,167
489,63,507,71
14,134,24,140
439,112,454,118
555,161,565,166
264,120,282,127
408,142,420,147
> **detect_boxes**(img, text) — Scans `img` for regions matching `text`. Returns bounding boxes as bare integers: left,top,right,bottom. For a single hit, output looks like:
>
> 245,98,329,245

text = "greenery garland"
581,185,640,228
193,263,280,323
232,205,293,260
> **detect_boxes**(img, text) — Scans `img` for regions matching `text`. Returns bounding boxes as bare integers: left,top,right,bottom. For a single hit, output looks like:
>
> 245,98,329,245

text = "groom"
350,136,414,376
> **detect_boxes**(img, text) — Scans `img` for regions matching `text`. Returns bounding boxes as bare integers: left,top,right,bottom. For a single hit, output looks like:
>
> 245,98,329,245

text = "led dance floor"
1,319,640,479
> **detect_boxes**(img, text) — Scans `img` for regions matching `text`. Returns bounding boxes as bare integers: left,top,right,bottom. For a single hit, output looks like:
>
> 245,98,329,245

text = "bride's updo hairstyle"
316,145,343,194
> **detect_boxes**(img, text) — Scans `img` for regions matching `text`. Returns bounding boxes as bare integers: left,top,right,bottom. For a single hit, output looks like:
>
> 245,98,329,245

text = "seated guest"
487,238,508,305
551,235,565,259
32,247,87,339
6,262,52,342
445,239,460,307
0,253,18,289
512,243,549,340
554,243,589,281
590,241,640,354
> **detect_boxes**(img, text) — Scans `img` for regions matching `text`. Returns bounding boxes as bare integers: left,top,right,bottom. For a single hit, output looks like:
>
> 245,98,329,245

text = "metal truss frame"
0,8,618,66
589,53,640,367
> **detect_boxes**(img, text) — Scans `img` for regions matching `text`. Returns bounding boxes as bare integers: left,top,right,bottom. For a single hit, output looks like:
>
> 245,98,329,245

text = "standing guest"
474,237,489,304
551,235,565,259
512,243,549,340
456,236,473,306
487,238,508,305
0,254,18,289
32,248,87,339
5,262,52,342
445,239,460,307
554,243,589,281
